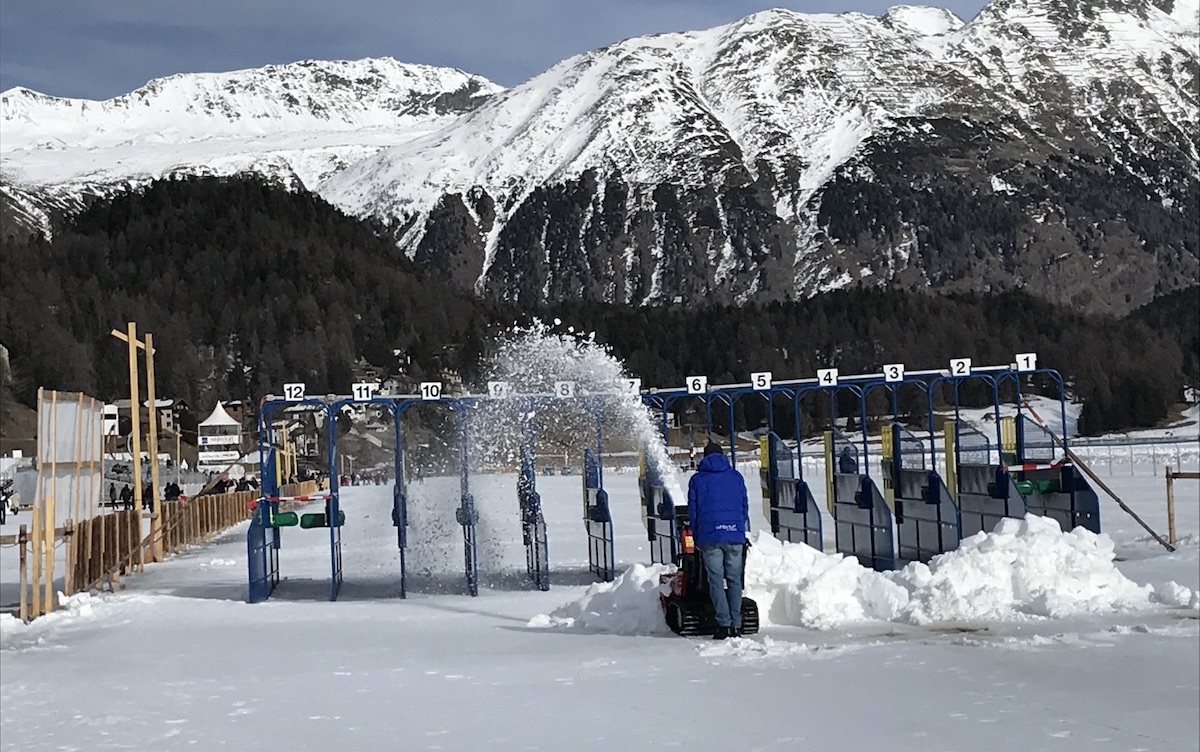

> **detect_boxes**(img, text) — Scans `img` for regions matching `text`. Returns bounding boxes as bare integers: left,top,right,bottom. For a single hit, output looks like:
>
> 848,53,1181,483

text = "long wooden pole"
44,390,58,614
1021,399,1174,552
145,332,163,563
73,392,84,523
18,525,28,623
124,323,145,571
1166,466,1176,546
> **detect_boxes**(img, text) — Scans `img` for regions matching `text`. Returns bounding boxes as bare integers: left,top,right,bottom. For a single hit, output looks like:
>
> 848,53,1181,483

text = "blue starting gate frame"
582,447,615,580
517,412,550,591
760,432,823,549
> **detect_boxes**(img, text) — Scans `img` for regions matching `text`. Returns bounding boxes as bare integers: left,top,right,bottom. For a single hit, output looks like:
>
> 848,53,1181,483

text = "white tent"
199,401,240,427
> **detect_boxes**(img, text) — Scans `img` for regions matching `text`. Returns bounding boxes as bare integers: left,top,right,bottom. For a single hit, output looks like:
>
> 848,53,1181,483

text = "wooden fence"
1165,466,1200,545
6,480,319,623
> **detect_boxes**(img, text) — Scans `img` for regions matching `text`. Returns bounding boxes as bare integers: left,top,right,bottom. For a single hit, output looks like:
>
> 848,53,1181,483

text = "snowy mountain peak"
882,5,966,36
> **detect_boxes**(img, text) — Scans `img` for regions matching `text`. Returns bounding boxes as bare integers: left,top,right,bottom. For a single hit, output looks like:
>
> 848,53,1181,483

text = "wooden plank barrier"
1165,466,1200,546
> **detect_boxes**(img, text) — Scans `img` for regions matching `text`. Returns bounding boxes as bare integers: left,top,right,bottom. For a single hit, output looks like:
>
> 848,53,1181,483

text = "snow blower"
659,513,759,637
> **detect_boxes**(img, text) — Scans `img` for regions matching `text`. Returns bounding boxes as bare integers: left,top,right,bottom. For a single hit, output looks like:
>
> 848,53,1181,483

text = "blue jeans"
700,543,744,629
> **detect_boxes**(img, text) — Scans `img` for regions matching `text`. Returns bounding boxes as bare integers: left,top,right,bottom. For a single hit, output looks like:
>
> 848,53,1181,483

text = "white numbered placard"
283,383,306,401
554,381,576,398
1015,352,1037,372
419,382,442,400
686,376,708,394
950,358,972,377
751,371,773,391
622,378,642,395
817,368,838,387
883,363,905,383
352,382,380,400
488,381,511,399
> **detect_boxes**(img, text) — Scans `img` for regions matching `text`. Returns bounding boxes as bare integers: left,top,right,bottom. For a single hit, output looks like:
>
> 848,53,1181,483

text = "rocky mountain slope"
2,0,1197,312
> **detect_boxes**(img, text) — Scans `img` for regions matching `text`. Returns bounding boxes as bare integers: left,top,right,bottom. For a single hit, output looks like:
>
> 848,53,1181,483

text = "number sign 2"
950,358,972,377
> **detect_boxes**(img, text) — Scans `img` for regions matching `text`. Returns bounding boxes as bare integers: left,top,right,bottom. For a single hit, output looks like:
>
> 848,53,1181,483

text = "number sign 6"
686,376,708,394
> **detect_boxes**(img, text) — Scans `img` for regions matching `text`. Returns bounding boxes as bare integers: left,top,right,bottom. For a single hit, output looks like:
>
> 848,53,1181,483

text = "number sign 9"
488,381,511,399
419,382,442,400
950,358,972,377
751,371,772,391
686,376,708,394
883,363,905,383
283,383,306,401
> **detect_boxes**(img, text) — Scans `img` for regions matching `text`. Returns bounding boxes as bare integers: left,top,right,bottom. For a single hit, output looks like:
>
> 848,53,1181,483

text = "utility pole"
144,333,162,562
111,323,145,571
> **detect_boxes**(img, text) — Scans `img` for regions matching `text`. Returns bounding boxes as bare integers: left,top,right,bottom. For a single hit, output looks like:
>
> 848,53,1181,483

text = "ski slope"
1,455,1197,751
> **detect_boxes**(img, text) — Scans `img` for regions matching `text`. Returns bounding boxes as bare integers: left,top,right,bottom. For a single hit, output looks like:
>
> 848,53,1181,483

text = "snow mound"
530,563,673,636
539,516,1198,637
0,592,104,650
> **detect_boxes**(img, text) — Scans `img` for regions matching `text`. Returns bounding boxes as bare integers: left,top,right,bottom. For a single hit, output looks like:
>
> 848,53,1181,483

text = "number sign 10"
419,382,442,400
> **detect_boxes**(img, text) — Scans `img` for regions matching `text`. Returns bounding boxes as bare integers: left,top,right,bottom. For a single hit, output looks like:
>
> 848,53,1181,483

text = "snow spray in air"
461,320,685,573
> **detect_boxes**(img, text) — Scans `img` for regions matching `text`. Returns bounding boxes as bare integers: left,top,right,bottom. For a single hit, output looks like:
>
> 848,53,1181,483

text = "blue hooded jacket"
686,452,749,546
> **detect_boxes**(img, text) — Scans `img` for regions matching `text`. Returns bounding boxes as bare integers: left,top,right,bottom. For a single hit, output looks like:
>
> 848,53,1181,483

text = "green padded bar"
300,511,346,529
273,511,300,527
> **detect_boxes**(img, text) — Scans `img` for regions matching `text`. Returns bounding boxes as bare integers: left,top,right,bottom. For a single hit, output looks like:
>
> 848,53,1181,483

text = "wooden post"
145,332,163,563
30,491,42,617
18,525,28,623
73,392,84,523
111,323,144,571
64,519,74,597
1166,466,1176,546
42,494,55,613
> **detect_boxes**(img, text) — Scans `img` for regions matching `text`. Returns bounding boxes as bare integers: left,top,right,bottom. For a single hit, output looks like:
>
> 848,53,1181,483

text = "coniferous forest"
1,176,1196,436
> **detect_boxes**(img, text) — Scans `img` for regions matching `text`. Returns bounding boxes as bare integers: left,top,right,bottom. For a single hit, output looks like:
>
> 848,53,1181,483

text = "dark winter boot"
713,626,729,641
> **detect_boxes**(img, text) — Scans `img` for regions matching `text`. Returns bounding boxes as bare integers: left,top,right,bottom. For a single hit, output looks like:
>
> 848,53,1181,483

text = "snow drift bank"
533,515,1198,635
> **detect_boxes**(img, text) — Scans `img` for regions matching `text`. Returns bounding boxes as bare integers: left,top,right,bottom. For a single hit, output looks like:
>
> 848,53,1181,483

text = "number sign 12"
283,383,306,401
419,382,442,400
686,376,708,394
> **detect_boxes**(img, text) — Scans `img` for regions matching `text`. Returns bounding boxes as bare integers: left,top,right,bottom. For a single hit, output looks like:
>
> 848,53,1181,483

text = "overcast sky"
1,0,989,99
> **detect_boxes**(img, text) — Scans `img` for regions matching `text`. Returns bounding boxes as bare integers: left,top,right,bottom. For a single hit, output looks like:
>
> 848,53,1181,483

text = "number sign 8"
555,381,576,398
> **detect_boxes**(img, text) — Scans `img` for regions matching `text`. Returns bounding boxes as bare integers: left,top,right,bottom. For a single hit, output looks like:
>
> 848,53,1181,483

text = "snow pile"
540,515,1198,636
894,516,1157,623
1,591,104,650
529,563,673,636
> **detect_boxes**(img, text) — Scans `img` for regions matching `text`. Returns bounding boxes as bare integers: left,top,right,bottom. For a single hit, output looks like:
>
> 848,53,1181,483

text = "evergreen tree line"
0,176,1194,436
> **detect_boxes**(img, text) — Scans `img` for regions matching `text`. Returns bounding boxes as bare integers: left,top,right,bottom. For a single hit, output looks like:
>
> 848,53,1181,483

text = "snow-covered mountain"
3,0,1197,311
0,57,500,217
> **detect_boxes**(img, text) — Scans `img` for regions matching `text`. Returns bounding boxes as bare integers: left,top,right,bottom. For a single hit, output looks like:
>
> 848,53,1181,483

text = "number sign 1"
751,371,772,391
950,358,972,377
686,376,708,394
817,368,838,387
283,383,306,401
488,381,511,399
883,363,905,383
555,381,576,398
352,382,379,400
1015,352,1037,372
419,382,442,400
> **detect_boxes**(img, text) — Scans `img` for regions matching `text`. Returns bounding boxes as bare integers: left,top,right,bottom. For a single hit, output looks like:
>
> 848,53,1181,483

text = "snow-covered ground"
2,448,1197,751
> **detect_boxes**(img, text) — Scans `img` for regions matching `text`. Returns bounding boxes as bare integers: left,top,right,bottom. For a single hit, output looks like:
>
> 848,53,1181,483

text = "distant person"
838,446,858,474
108,483,117,508
119,484,132,511
687,441,750,641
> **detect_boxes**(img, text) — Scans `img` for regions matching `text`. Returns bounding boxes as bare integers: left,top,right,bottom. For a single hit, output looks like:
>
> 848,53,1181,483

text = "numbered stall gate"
760,433,822,549
517,445,550,591
882,424,960,566
1006,413,1101,534
582,448,615,581
639,452,682,565
248,396,339,602
825,428,896,572
945,420,1027,538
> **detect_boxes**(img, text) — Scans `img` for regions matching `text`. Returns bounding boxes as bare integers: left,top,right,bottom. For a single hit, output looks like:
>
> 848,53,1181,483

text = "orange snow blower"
659,518,759,637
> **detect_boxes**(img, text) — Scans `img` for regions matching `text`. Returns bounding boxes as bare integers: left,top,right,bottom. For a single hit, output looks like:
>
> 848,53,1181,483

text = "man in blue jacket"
687,440,750,640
